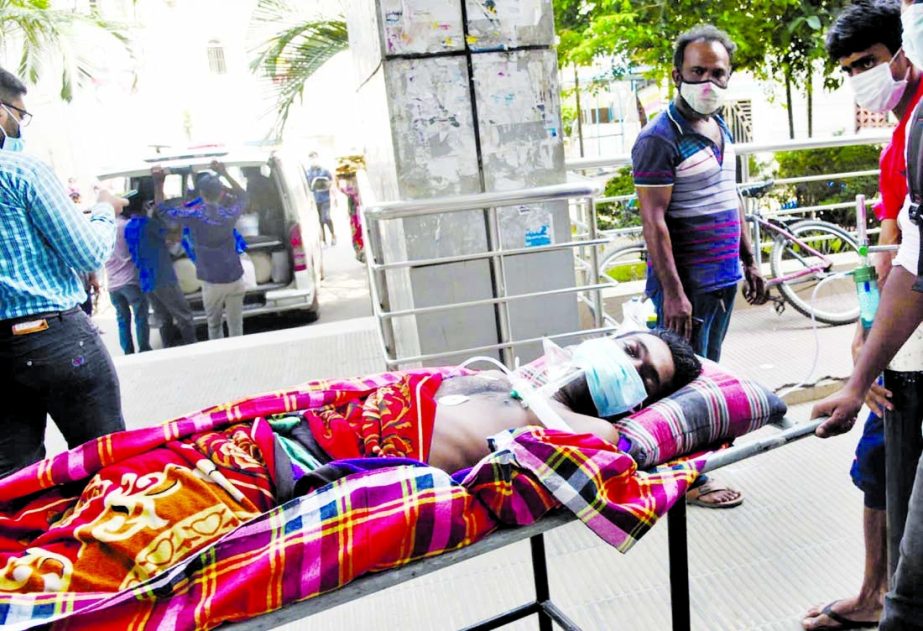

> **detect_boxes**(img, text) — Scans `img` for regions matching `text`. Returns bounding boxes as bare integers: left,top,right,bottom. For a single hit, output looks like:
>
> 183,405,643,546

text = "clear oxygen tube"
459,337,647,431
778,195,881,398
458,343,577,432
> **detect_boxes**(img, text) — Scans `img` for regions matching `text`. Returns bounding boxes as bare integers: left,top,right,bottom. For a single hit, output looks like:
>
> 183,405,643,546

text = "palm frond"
0,0,133,102
249,0,349,139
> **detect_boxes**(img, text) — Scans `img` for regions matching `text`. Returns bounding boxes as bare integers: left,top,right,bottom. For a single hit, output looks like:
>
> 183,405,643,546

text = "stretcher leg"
668,500,691,631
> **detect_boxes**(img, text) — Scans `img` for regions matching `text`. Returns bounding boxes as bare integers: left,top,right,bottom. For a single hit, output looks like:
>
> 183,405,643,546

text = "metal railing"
565,132,890,171
569,134,890,260
356,134,893,370
360,181,607,369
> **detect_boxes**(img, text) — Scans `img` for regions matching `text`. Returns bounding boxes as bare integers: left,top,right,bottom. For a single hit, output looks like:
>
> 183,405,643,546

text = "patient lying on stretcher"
0,329,700,596
428,329,701,471
288,328,702,474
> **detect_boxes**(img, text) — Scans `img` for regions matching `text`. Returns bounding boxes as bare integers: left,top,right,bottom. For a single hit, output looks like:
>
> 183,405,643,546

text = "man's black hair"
643,328,702,396
673,24,737,70
0,67,27,103
826,0,902,60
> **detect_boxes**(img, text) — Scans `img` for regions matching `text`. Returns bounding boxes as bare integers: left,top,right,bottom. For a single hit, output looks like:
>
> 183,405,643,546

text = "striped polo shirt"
631,102,742,294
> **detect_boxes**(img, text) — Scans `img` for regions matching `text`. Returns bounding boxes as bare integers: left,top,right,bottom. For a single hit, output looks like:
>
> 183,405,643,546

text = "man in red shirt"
804,2,923,629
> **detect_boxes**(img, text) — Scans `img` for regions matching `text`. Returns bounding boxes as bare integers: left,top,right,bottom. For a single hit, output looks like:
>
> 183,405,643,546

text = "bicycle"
597,180,861,326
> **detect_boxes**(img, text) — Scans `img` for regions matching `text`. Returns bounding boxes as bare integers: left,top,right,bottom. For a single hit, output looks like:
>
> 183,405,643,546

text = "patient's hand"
811,388,863,438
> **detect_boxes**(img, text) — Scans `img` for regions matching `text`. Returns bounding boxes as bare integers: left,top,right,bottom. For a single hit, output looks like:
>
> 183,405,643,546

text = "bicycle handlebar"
739,180,775,199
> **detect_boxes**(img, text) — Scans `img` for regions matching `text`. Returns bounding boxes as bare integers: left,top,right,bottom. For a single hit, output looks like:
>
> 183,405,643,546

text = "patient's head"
554,328,701,417
618,328,701,400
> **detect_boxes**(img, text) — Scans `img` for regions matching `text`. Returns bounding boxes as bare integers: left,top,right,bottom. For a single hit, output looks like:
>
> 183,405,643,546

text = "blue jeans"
109,284,151,354
880,448,923,630
652,283,737,491
0,308,124,477
850,411,886,510
650,283,737,363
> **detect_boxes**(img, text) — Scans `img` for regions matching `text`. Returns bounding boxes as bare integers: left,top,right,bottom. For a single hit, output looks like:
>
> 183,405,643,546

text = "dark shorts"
851,411,886,510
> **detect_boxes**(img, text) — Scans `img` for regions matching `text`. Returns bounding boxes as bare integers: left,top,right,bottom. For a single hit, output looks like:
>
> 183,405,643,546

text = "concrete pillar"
347,0,578,366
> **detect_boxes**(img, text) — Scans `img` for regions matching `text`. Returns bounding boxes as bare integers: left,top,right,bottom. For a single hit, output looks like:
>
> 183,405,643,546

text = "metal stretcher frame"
225,415,823,631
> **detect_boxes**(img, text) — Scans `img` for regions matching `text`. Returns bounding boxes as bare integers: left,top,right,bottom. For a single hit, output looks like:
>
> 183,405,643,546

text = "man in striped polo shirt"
631,25,767,508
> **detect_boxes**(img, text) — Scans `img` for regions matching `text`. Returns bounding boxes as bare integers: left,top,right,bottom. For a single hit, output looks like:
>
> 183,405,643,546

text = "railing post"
486,204,515,368
587,195,604,329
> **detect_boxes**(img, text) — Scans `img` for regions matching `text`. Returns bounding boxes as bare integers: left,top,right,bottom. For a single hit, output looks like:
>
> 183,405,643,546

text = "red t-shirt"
875,79,923,221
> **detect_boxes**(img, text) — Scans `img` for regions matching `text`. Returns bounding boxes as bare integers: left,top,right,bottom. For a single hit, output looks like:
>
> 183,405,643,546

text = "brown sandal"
686,480,744,508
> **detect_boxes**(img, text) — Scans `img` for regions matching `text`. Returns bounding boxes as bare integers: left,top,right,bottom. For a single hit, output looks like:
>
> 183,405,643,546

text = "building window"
207,41,227,75
721,99,753,143
856,105,891,132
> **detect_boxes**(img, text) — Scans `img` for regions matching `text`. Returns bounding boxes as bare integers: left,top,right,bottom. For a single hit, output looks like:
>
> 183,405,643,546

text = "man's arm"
549,399,620,444
875,218,900,284
26,161,122,272
151,166,197,221
638,185,693,339
738,195,767,304
813,264,923,435
211,160,244,194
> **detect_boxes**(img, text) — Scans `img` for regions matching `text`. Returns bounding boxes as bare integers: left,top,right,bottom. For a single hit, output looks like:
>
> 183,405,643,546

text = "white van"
97,148,323,324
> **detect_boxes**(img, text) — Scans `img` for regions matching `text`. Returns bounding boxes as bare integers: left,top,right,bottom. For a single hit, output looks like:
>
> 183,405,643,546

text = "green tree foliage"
0,0,130,101
556,1,844,79
554,0,849,132
596,165,640,230
772,144,881,226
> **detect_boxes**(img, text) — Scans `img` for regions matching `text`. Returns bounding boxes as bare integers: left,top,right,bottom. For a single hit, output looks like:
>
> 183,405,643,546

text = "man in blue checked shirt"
0,67,127,478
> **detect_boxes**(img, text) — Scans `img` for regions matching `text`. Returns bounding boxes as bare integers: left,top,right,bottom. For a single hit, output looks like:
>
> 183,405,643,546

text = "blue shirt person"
153,161,249,339
306,152,336,246
0,66,125,477
123,202,197,348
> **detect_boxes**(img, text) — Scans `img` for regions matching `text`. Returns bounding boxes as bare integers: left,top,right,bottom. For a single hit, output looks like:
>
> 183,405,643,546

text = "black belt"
0,306,81,333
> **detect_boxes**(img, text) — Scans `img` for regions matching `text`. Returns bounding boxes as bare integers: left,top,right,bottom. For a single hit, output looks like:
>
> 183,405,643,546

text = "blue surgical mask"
572,337,648,417
0,103,24,152
0,125,23,152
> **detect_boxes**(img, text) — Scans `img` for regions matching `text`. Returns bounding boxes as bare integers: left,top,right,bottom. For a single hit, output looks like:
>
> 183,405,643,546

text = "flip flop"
685,480,744,508
804,601,878,630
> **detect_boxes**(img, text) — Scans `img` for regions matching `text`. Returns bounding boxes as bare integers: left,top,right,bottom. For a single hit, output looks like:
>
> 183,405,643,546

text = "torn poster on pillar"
380,0,464,55
465,0,554,51
386,57,480,198
499,204,555,249
473,49,564,191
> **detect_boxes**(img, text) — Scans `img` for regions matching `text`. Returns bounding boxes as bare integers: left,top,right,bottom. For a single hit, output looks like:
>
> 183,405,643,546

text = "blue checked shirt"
0,151,116,320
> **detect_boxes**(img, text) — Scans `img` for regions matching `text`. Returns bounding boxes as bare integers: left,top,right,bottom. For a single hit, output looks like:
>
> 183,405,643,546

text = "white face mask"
849,52,908,112
903,4,923,71
679,80,727,116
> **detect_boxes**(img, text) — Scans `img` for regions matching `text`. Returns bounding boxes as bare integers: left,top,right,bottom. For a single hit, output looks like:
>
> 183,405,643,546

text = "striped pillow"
613,360,786,468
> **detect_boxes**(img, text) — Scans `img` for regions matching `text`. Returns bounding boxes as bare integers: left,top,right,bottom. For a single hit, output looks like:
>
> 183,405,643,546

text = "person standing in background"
124,185,197,348
631,25,768,508
153,161,248,340
804,3,923,628
106,203,152,355
306,151,336,247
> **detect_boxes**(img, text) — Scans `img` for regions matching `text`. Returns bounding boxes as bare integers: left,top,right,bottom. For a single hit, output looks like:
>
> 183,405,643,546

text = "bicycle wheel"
598,243,648,288
770,220,860,325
